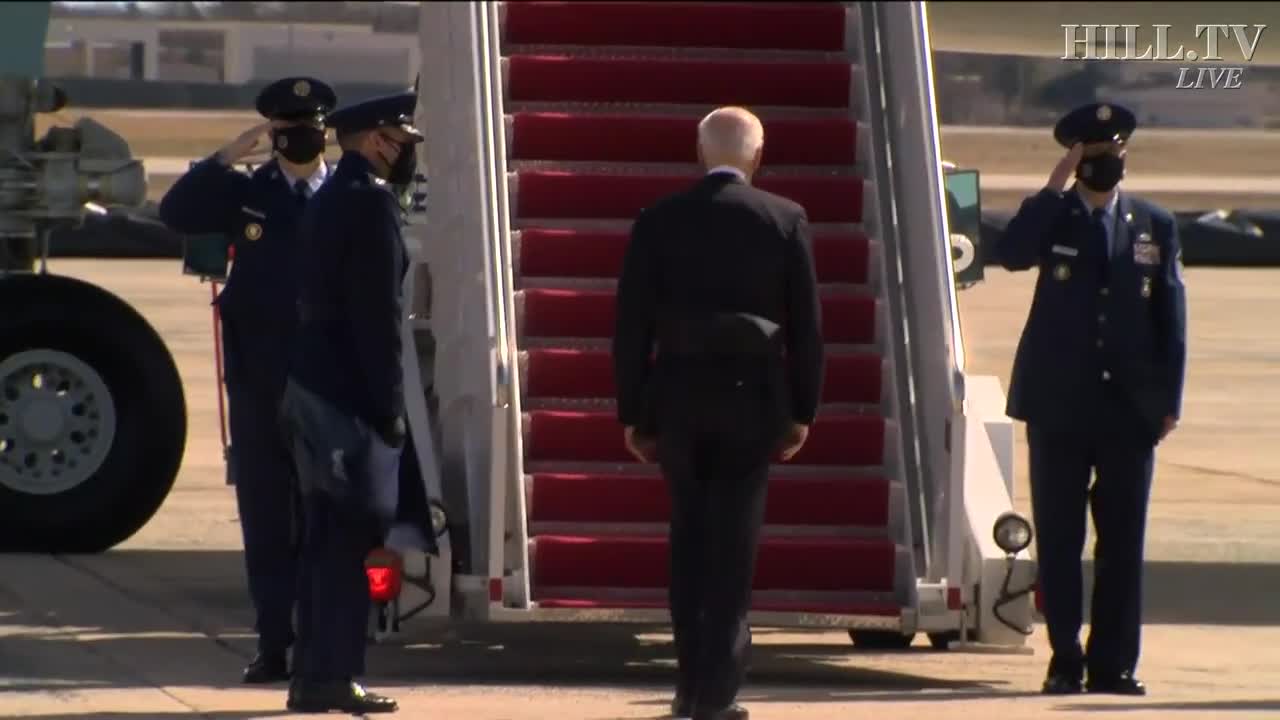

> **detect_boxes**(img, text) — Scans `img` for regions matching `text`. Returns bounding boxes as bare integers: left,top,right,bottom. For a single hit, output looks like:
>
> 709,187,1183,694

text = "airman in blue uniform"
996,103,1188,697
278,91,422,715
158,76,338,685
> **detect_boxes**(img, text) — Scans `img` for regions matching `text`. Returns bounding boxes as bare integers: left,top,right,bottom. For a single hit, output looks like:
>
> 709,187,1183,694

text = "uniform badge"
293,80,310,97
1097,104,1112,121
1141,277,1153,298
244,222,263,241
276,134,288,150
1133,241,1160,265
1053,263,1071,281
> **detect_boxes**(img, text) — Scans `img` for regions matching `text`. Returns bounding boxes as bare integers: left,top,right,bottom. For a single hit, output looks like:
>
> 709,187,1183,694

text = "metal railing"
475,0,531,608
865,1,970,585
856,2,930,580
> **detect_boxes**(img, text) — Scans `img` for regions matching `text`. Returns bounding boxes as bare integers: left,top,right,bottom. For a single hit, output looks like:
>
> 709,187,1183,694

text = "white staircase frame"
416,0,529,620
863,1,1035,644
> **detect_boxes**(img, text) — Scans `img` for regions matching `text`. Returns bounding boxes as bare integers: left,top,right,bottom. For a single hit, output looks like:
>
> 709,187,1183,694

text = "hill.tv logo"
1061,24,1267,89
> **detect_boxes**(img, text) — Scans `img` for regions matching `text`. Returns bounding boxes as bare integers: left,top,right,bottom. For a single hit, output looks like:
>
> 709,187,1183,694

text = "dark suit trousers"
655,364,780,710
1027,413,1155,678
224,321,298,656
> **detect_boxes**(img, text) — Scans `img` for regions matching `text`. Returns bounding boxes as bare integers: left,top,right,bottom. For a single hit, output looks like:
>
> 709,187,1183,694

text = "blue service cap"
326,92,423,142
1054,102,1137,148
255,76,338,123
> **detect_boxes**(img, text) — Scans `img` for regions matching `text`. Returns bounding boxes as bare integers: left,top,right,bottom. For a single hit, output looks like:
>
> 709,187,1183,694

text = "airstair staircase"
413,0,1036,647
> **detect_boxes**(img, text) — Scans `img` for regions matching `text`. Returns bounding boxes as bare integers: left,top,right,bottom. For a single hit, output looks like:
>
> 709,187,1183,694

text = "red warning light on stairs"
365,547,403,604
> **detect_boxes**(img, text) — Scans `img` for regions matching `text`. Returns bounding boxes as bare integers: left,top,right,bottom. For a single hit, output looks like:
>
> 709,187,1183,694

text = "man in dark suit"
158,76,337,684
612,106,825,720
995,102,1188,697
278,91,423,715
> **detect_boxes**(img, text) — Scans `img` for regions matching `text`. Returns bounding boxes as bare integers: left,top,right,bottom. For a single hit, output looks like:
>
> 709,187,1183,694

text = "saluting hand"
1047,142,1085,192
216,121,277,165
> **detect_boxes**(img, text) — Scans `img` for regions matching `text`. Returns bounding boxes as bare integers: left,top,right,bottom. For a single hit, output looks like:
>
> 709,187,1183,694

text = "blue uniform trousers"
293,431,402,682
1027,387,1155,679
225,330,298,657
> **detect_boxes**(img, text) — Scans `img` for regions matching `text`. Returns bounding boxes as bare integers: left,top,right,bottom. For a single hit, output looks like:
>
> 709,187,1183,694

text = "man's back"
644,174,805,319
613,171,824,435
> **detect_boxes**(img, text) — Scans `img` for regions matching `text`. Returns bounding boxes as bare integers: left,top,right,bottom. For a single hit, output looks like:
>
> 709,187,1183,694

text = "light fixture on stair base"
993,511,1033,556
992,512,1036,635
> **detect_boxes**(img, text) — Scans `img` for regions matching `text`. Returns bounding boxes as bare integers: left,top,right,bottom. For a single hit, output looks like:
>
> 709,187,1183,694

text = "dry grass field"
36,108,1280,210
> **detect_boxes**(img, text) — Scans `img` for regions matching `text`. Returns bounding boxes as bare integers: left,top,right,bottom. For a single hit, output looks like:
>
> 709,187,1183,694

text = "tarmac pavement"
1,260,1278,719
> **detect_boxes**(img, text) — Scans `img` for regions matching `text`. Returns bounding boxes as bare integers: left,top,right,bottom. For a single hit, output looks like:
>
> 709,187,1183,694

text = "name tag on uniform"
1133,241,1161,265
241,206,266,219
1051,244,1079,257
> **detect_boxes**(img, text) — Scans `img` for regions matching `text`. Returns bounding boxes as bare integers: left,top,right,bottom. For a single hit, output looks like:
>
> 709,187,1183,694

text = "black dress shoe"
1041,672,1084,695
693,704,748,720
671,691,694,718
287,680,398,714
242,653,290,684
1087,672,1147,696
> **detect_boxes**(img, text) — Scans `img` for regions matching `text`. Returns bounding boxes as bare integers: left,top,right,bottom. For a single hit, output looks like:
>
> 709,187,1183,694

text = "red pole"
211,279,229,456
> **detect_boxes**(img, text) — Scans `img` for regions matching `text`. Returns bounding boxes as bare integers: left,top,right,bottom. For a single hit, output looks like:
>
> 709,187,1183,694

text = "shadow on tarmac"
12,715,293,720
3,547,1280,706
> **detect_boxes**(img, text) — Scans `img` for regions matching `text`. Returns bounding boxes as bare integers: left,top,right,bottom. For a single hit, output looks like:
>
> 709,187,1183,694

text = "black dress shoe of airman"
286,679,399,714
1086,672,1147,696
693,703,749,720
1041,672,1084,695
242,652,290,684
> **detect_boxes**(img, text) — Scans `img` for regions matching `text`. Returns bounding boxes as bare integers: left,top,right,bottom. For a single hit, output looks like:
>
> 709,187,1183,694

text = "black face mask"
1076,152,1125,192
387,141,418,186
273,125,325,164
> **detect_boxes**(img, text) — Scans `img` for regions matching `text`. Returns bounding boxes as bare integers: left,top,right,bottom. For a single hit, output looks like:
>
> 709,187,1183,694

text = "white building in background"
43,1,420,86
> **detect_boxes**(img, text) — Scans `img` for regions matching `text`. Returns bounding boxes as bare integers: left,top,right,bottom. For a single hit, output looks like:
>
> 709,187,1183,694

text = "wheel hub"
21,397,64,443
0,349,117,496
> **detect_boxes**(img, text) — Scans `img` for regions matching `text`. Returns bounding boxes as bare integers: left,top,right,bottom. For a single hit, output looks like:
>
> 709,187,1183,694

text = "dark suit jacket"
996,186,1188,442
612,171,825,436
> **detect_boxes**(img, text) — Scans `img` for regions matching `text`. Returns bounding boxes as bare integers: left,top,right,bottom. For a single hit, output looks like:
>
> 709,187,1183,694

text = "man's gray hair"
697,106,765,165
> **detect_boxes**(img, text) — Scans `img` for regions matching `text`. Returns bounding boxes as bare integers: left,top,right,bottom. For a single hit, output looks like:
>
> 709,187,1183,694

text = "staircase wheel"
848,630,915,650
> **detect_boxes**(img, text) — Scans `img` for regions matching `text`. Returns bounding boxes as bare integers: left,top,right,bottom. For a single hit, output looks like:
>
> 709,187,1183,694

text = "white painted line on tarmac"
139,157,1280,195
941,125,1280,141
981,173,1280,194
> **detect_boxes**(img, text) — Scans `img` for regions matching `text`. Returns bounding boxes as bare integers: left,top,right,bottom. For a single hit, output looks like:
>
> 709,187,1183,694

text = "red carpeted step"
529,473,891,528
504,2,848,52
531,535,896,592
525,411,885,466
535,597,903,617
519,228,870,284
516,171,863,224
525,348,882,404
508,56,852,108
510,113,858,166
522,288,877,345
